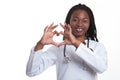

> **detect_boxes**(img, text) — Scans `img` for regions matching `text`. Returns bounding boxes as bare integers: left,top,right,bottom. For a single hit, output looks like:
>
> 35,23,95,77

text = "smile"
76,27,84,32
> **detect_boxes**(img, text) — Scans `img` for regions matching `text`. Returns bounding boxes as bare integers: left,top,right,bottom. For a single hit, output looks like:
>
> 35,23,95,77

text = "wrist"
73,40,81,48
34,41,45,51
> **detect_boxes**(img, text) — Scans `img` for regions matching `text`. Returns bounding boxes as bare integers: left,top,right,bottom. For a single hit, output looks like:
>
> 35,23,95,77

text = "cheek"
70,21,76,26
69,23,75,30
84,24,90,32
86,25,89,30
84,23,90,29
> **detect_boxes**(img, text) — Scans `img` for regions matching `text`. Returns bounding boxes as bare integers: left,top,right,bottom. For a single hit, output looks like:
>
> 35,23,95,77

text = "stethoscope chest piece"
63,45,71,64
64,56,71,64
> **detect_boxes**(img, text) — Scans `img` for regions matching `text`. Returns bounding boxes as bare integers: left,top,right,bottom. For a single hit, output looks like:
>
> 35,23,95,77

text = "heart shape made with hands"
53,32,70,47
52,31,72,47
42,23,72,47
51,24,72,46
52,25,65,45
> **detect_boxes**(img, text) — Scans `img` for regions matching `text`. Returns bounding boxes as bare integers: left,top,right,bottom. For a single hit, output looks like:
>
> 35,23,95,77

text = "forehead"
71,9,89,18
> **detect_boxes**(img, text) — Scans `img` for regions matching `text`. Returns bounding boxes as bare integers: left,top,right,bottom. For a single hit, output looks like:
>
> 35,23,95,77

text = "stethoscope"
63,44,71,63
63,39,93,64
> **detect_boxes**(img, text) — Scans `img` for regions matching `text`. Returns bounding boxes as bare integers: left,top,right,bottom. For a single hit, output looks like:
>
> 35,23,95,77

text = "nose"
77,20,83,27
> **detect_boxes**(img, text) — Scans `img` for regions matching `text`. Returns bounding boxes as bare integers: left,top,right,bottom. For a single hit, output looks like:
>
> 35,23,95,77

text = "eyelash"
72,18,88,23
83,20,88,23
72,19,78,22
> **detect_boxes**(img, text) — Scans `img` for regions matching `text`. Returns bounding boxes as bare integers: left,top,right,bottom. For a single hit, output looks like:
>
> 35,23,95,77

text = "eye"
83,19,89,23
72,18,78,22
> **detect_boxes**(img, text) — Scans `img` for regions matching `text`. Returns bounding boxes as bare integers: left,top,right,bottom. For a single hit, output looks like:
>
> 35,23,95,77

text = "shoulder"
89,40,106,50
89,40,104,46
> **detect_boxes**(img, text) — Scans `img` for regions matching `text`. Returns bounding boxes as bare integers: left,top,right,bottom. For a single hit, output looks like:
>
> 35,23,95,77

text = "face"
70,9,90,38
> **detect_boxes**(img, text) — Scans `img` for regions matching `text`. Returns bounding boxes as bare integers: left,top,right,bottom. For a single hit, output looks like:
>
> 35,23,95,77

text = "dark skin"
35,9,90,51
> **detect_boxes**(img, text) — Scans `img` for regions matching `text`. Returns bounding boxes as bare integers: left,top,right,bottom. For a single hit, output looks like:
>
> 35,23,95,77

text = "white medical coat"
26,40,107,80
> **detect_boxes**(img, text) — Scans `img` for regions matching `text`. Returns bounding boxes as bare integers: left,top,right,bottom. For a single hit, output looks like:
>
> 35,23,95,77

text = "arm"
26,48,44,77
26,46,58,77
75,42,107,73
26,23,59,77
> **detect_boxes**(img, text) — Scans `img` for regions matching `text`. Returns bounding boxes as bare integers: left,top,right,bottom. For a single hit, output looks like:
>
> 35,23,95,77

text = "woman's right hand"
35,23,58,51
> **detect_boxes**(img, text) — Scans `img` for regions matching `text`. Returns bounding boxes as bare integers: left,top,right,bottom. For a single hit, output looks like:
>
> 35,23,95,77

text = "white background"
0,0,120,80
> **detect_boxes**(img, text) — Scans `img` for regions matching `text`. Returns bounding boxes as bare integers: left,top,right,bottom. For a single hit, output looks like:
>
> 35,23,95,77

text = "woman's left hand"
58,23,81,48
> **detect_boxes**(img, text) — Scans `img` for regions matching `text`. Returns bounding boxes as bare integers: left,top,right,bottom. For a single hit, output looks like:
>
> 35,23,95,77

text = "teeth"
76,28,83,32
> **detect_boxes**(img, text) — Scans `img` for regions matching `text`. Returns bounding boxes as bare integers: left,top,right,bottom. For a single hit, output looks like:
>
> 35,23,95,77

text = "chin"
74,33,85,38
74,35,82,38
73,32,85,37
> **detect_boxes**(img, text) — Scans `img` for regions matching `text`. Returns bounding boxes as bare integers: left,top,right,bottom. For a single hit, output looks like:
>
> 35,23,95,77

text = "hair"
65,3,98,42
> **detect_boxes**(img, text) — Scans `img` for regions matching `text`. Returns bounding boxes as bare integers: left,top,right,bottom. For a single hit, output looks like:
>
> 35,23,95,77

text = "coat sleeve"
26,46,58,77
75,42,108,73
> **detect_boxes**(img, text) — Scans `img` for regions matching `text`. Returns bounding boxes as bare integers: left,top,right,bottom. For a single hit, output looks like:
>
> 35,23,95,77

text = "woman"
26,3,107,80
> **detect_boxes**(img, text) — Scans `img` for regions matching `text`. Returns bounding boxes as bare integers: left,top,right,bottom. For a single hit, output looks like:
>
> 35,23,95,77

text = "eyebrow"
72,17,89,20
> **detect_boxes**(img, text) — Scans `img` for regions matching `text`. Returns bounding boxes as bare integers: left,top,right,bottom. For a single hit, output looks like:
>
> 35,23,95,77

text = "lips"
76,27,84,33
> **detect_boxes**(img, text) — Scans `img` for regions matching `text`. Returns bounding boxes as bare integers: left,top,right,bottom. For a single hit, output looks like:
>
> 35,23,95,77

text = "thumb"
57,41,66,47
59,31,64,35
51,41,59,47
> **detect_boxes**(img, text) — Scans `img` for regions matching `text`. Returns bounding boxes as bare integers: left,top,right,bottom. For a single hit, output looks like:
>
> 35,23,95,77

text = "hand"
35,23,59,51
58,23,79,47
40,23,59,46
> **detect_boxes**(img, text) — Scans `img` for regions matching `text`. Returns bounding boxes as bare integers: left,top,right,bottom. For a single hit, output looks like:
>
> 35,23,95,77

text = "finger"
51,41,59,47
65,24,70,31
51,24,58,30
59,23,65,29
59,31,64,35
67,24,72,32
63,22,68,30
44,26,49,32
49,23,58,29
49,22,54,27
47,22,54,30
53,30,59,36
53,31,64,36
58,41,66,47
